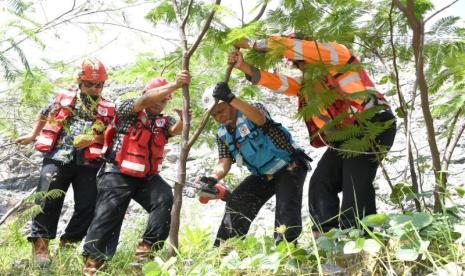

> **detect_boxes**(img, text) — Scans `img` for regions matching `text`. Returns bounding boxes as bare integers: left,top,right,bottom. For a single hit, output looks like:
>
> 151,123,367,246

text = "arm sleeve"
252,103,297,155
39,99,55,117
265,36,352,66
165,116,177,138
245,67,301,97
216,135,232,160
115,99,137,121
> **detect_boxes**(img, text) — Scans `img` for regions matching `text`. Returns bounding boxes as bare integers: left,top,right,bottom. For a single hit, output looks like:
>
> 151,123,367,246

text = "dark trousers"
215,163,307,246
308,111,397,232
28,158,98,242
82,172,173,261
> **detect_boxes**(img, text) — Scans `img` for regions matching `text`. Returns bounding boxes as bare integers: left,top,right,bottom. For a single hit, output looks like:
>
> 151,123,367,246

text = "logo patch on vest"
97,106,108,116
239,124,250,137
155,119,166,127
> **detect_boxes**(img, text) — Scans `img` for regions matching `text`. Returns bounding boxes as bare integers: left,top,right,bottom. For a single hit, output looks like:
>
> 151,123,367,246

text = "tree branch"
425,0,459,24
70,21,180,47
445,121,465,171
240,0,245,27
181,0,195,30
247,1,268,25
187,0,221,58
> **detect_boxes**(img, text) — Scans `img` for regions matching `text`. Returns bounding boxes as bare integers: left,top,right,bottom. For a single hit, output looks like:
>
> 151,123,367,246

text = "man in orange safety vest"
229,35,397,235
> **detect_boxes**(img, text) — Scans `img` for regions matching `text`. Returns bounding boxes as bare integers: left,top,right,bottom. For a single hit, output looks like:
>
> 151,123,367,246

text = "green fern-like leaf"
325,124,363,142
339,136,371,158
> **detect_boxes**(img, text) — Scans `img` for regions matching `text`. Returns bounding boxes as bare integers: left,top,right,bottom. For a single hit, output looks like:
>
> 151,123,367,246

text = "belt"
263,161,300,181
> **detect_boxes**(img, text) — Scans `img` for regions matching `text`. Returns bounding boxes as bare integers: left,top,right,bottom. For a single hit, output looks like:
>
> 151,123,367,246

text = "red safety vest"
34,89,115,160
299,56,389,148
111,111,169,178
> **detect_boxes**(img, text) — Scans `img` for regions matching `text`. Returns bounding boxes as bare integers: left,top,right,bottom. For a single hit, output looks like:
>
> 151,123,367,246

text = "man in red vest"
16,57,115,267
82,71,190,275
229,36,397,236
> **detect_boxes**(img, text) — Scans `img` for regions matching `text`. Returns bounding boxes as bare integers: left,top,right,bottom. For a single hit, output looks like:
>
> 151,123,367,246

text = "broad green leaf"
363,239,381,254
362,213,388,227
318,236,336,251
389,214,413,227
343,238,365,254
411,213,433,229
395,248,419,261
143,262,162,276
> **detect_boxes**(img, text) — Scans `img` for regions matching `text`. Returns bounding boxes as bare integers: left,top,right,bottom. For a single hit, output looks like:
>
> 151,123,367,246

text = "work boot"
133,240,153,264
83,256,104,276
32,238,51,268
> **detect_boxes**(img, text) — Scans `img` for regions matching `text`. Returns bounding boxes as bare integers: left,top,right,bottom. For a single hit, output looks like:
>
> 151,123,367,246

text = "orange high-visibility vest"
254,36,389,147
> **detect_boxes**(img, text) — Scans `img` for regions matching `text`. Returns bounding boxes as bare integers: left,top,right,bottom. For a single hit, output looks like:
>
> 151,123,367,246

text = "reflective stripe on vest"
36,135,54,146
121,160,146,173
88,146,102,155
275,74,290,94
294,39,304,60
322,43,339,65
217,112,292,176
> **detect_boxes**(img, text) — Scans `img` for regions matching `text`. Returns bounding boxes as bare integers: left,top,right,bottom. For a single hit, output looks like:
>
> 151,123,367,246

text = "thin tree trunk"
168,0,221,256
388,2,421,211
393,0,446,212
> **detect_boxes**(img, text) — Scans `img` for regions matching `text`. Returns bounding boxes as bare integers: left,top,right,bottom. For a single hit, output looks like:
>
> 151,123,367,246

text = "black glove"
213,82,235,103
200,176,218,187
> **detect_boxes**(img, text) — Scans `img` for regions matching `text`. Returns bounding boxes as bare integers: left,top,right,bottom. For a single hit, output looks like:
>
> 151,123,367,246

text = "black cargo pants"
215,162,307,246
308,110,397,232
28,158,98,242
82,172,173,261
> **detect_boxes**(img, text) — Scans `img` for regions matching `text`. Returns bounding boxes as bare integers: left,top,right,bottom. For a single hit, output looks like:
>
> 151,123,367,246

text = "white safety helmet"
201,85,221,110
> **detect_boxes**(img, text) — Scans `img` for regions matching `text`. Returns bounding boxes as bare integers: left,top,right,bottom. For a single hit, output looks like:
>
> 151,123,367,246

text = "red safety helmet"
78,58,107,81
143,77,172,100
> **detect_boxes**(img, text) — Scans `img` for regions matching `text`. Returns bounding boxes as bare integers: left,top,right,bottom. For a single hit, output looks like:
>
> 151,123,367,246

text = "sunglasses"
82,81,105,89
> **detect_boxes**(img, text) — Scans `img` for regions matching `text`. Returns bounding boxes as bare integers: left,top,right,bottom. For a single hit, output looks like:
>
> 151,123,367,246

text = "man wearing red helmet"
82,71,190,274
15,57,115,267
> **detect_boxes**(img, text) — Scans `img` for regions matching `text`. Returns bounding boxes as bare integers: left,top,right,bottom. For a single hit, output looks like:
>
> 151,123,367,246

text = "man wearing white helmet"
201,82,310,246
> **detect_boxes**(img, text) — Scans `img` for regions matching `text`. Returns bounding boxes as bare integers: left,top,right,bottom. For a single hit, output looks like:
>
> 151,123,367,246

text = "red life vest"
34,89,115,160
299,56,389,148
112,111,169,178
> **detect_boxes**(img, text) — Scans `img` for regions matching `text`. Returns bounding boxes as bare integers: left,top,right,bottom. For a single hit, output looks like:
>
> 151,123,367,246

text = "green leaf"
411,213,433,229
456,186,465,198
143,262,162,276
318,236,336,251
389,214,413,226
395,248,419,261
362,213,388,227
363,239,381,254
343,238,365,254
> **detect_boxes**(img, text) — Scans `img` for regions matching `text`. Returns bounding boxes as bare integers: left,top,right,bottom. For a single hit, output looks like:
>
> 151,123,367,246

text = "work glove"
199,176,218,187
197,176,231,204
213,82,235,103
